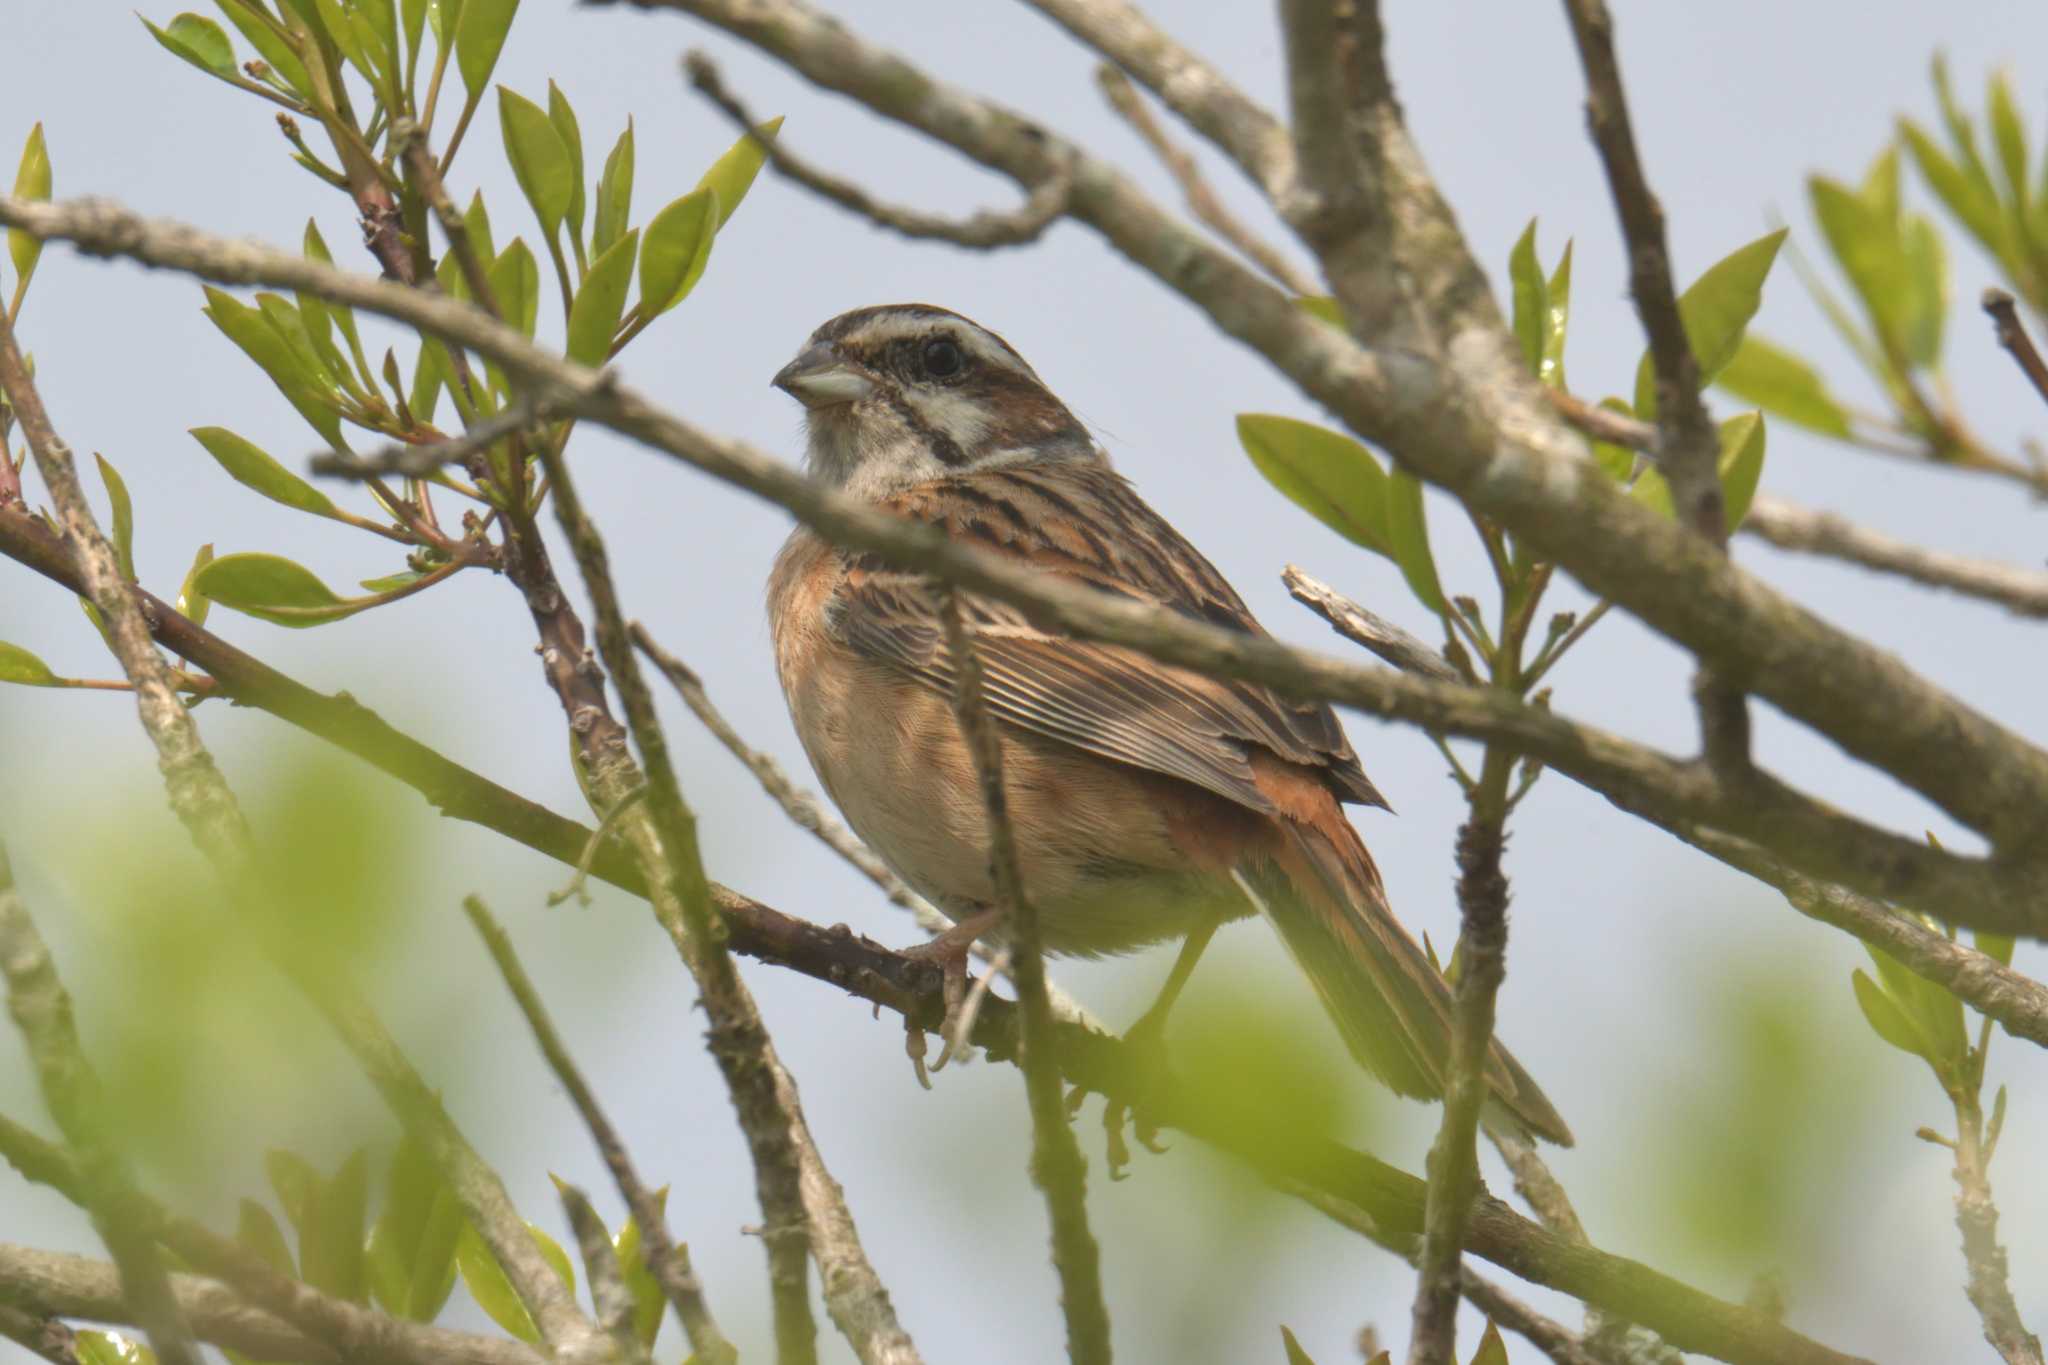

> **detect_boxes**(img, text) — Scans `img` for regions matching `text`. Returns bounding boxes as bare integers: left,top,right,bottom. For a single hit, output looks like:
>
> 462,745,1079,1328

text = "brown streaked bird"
766,303,1571,1145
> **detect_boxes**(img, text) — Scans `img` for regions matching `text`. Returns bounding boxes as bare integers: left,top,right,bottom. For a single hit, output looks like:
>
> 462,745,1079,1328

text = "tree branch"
1982,288,2048,413
1743,495,2048,617
939,592,1112,1365
463,896,737,1365
1283,566,1463,682
684,52,1070,248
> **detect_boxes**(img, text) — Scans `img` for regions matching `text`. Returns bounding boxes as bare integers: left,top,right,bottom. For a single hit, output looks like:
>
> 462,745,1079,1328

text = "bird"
765,303,1571,1145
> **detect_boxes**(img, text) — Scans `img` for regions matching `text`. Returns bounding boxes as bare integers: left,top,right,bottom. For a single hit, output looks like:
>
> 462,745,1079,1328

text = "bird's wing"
832,461,1384,815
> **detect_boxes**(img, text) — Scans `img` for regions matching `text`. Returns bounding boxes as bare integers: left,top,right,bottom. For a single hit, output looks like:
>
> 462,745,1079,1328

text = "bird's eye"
921,337,965,379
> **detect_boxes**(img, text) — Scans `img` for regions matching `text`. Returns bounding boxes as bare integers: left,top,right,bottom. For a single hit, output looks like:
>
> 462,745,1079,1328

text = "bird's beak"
771,343,875,409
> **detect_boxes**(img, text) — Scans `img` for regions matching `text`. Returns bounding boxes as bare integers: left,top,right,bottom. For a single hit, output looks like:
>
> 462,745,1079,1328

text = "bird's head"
772,304,1101,498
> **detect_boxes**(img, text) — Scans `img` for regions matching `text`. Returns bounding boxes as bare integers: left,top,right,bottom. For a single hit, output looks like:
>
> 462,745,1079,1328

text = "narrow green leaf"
9,123,52,297
265,1150,321,1234
361,0,399,77
1811,176,1915,360
547,80,586,245
312,0,370,77
1281,1325,1319,1365
406,1189,463,1321
1297,296,1344,328
401,0,428,72
1384,469,1446,614
1900,214,1947,368
1987,71,2029,209
214,1,311,93
695,116,781,229
95,454,136,582
411,334,451,425
191,426,337,517
367,1216,411,1318
176,543,216,627
1468,1321,1509,1365
194,552,355,628
1507,219,1546,373
255,293,342,394
1859,146,1901,225
75,1333,154,1365
1899,118,2009,258
359,571,424,593
454,0,516,96
427,0,463,47
201,286,343,445
1716,411,1766,532
593,119,635,258
301,1149,369,1302
1634,228,1788,418
0,642,59,687
304,220,371,383
237,1199,297,1279
636,189,716,316
463,190,496,265
611,1186,669,1348
497,86,574,239
1235,414,1390,554
489,239,539,338
1851,968,1928,1059
1542,240,1573,390
1715,335,1851,437
1588,397,1637,482
456,1223,539,1343
567,228,637,365
141,12,239,80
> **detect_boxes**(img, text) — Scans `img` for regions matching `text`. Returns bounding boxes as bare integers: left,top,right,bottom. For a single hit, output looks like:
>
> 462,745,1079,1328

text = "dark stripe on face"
883,389,967,467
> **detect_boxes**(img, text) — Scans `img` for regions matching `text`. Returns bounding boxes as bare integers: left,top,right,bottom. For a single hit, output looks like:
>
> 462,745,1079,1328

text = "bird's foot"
900,909,1005,1086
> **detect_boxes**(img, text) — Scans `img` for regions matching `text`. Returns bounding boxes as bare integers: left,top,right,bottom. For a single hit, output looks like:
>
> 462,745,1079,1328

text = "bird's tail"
1240,816,1573,1146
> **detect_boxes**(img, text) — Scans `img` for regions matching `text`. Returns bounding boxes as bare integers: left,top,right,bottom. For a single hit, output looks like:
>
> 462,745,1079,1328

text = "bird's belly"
792,659,1236,956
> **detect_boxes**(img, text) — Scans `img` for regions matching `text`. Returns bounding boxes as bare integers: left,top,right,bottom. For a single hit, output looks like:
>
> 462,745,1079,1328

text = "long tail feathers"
1239,820,1574,1147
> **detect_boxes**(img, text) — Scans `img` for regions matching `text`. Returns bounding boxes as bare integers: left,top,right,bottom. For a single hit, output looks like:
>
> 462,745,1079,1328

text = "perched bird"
766,303,1570,1145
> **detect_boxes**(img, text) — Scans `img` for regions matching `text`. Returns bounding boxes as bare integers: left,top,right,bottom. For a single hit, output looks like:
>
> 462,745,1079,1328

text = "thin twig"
1983,289,2048,413
939,590,1112,1365
463,895,738,1364
1284,565,1463,682
333,392,569,481
556,1182,653,1365
685,52,1070,248
1094,65,1316,295
1743,496,2048,618
1560,0,1749,775
1948,1084,2042,1365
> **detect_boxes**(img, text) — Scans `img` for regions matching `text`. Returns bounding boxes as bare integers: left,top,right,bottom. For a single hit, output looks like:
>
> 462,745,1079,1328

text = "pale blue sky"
6,3,2048,1362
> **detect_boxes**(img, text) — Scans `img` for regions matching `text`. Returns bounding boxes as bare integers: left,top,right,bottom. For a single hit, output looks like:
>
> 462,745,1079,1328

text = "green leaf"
1588,397,1637,482
637,188,716,317
1899,118,2008,259
0,641,60,687
313,0,371,78
1716,412,1766,532
1860,145,1901,226
1468,1321,1509,1365
255,293,342,395
454,0,516,97
1851,968,1927,1058
194,552,357,628
547,80,586,246
411,334,452,426
301,1149,369,1302
1975,928,2017,968
1384,469,1446,615
142,12,239,81
9,123,51,299
75,1333,155,1365
1987,71,2029,209
567,228,638,365
370,1135,453,1319
1634,228,1788,418
406,1189,463,1321
401,0,428,73
1280,1325,1318,1365
1810,176,1917,363
176,543,216,627
265,1150,321,1234
463,190,496,266
427,0,463,47
1235,414,1389,554
1507,219,1546,374
593,119,635,258
694,116,781,230
489,239,539,338
498,86,575,239
1900,214,1947,368
201,286,343,445
1866,943,1966,1070
190,426,336,517
1542,240,1573,390
304,221,370,382
214,0,311,94
359,571,425,593
612,1187,670,1348
457,1221,574,1344
1297,296,1344,329
1715,334,1851,437
237,1199,297,1278
95,454,136,582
